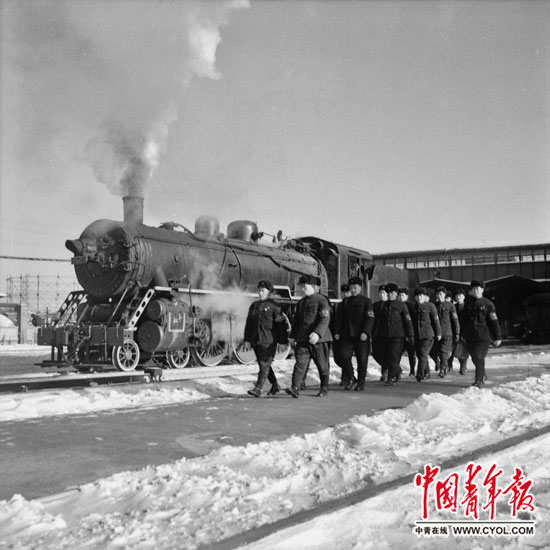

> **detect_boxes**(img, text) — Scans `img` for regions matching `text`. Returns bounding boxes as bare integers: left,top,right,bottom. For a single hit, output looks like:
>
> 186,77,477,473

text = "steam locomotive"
38,196,418,371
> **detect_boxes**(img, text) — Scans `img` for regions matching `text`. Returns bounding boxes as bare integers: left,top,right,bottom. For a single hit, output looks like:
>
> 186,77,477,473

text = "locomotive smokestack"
123,195,144,225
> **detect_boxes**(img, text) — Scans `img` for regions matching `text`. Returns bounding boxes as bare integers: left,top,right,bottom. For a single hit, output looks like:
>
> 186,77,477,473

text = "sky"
0,352,548,548
1,0,550,289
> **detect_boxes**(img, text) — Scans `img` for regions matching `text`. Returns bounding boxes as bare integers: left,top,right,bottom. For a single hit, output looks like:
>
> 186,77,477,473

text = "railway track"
0,344,546,394
0,361,263,394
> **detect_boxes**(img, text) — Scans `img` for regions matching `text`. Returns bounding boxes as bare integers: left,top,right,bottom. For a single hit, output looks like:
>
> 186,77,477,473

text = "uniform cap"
385,283,399,293
340,284,350,292
257,280,273,291
414,287,429,296
436,286,447,293
378,285,387,292
470,280,484,289
455,288,466,296
299,274,320,286
348,276,362,286
398,287,409,295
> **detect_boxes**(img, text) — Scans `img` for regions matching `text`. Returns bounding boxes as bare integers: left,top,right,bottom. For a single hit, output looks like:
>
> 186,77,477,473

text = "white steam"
5,0,249,197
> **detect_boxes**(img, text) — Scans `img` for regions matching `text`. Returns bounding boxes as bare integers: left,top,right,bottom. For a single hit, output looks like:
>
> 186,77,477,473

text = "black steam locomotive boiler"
38,196,417,371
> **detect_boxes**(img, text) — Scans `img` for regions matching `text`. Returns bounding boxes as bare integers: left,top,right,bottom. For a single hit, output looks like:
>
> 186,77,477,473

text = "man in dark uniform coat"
448,288,469,374
377,283,414,385
332,284,351,386
463,280,502,387
411,287,442,381
372,284,388,378
243,280,287,397
398,287,417,377
430,286,460,378
286,274,332,397
334,276,375,391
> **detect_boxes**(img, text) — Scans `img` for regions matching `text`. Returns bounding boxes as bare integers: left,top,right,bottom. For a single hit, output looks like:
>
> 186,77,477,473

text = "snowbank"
0,366,549,550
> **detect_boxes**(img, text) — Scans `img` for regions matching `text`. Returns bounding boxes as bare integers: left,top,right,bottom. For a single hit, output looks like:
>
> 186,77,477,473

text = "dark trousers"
448,341,469,372
292,342,330,389
430,336,454,374
381,337,404,381
415,338,434,379
253,344,278,390
371,337,383,371
340,338,370,384
332,340,345,380
402,339,416,374
465,340,490,383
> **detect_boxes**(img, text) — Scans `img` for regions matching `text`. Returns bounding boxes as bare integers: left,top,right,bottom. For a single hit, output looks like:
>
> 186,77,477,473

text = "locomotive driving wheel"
111,338,140,372
166,347,191,369
191,319,228,366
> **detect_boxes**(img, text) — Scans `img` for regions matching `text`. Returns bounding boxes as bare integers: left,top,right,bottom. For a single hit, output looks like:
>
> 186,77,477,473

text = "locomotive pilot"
411,287,442,382
398,287,417,377
332,283,352,386
429,285,460,378
286,274,332,398
243,280,288,397
377,282,414,385
371,284,388,379
463,280,502,387
334,276,374,391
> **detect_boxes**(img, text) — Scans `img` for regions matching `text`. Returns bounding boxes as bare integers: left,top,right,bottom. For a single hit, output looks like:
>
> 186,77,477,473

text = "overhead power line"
0,255,71,262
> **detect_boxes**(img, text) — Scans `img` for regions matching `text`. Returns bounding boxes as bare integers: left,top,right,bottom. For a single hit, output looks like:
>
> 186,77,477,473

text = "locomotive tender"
38,196,417,371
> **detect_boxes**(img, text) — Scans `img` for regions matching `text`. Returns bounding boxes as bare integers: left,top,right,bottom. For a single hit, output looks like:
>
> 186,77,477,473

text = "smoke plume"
5,0,248,197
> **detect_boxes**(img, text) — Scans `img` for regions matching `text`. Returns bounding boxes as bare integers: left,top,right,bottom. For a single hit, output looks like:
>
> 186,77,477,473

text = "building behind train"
373,244,550,343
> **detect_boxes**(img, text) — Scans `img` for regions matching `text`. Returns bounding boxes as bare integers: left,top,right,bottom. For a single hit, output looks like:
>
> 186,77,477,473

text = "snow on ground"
0,352,549,549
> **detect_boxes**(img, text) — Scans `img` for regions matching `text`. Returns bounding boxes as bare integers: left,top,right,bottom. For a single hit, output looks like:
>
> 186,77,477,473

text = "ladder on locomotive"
50,291,87,363
126,288,156,330
53,291,87,327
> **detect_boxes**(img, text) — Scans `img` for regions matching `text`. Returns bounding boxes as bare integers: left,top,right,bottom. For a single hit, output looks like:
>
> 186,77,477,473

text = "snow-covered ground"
0,351,549,549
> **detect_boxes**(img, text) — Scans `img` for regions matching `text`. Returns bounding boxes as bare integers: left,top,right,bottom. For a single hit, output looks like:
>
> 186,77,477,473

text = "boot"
318,374,329,395
345,377,357,390
247,387,261,397
267,384,280,396
355,382,365,391
285,386,299,398
299,380,307,391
